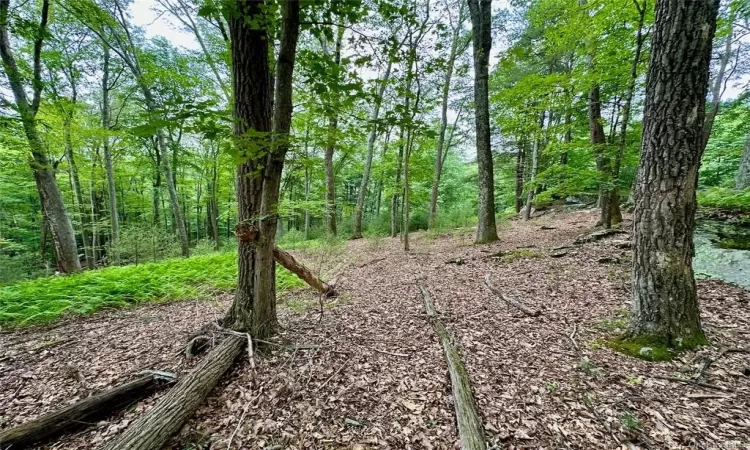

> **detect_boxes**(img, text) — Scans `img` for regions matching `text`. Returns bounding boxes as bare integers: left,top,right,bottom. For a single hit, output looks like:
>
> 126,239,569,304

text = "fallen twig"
319,359,350,390
568,323,580,352
654,375,728,391
371,347,410,358
484,274,541,317
358,256,386,268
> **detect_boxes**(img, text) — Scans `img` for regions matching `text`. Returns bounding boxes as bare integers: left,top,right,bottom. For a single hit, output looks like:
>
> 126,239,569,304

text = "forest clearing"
2,0,750,448
2,208,749,449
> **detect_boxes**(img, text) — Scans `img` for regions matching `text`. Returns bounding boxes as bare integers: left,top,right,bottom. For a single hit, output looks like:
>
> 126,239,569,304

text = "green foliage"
0,253,303,327
698,187,750,212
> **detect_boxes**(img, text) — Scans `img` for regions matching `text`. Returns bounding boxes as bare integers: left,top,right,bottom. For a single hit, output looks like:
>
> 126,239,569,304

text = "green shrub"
698,187,750,212
0,252,303,327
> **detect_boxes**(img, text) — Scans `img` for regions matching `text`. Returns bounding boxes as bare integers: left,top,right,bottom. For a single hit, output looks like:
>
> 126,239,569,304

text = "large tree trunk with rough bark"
0,0,81,274
627,0,719,349
468,0,498,243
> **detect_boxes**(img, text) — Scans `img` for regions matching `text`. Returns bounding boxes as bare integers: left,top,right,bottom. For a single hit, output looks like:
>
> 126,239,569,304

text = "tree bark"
589,85,614,228
323,25,343,238
102,44,120,257
613,0,646,225
468,0,498,243
0,0,81,273
273,247,335,296
0,373,174,449
98,336,245,450
391,127,405,238
515,140,525,214
353,62,391,239
419,284,486,450
628,0,719,348
702,7,736,150
429,4,465,230
736,133,750,190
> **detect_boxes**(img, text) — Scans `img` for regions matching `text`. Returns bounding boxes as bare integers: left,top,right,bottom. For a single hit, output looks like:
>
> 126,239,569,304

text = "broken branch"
483,274,541,317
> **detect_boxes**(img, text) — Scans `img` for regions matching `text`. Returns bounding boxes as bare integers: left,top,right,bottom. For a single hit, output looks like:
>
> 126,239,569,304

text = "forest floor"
1,207,749,450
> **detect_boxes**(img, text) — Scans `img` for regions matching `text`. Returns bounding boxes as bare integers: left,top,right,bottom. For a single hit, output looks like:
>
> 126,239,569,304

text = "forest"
1,0,749,448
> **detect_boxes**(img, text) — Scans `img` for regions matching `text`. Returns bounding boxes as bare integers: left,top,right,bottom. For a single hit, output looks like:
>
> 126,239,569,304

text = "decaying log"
273,247,337,297
98,335,246,450
484,274,541,317
0,372,175,449
418,283,486,450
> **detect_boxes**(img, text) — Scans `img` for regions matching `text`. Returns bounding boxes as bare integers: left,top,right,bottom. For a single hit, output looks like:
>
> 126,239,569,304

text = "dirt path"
1,209,749,449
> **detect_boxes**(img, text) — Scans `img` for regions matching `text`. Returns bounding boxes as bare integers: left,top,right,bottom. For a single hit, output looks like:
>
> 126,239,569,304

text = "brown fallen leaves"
1,208,749,449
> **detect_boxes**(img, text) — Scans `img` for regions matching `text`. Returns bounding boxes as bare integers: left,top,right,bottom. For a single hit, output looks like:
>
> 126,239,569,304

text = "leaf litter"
1,208,749,449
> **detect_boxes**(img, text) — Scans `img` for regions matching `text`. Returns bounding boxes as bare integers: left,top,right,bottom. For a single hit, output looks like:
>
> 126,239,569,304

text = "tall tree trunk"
589,85,613,228
523,134,539,220
429,4,465,229
612,0,646,225
225,0,299,340
515,140,525,213
353,62,392,238
0,0,81,273
627,0,719,349
102,44,120,258
702,7,736,150
62,98,94,269
468,0,498,243
523,112,544,220
736,133,750,190
323,25,343,238
391,127,405,238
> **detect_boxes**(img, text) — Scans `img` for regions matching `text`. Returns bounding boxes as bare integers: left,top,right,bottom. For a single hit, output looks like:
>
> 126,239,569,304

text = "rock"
574,228,628,244
597,256,621,264
550,249,569,258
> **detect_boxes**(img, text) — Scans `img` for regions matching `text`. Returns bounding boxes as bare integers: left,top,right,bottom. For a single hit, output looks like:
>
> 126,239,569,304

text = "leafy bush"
698,187,750,212
0,252,303,327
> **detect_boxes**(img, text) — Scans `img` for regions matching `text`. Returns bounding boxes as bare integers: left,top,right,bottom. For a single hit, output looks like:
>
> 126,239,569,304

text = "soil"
1,208,749,450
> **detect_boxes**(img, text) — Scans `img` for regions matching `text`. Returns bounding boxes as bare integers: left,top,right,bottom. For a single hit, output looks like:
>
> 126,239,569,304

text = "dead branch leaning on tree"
484,274,541,317
0,371,175,449
418,282,486,450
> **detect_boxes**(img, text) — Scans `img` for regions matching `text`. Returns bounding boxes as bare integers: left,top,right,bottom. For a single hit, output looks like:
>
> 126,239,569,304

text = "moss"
607,331,708,362
607,336,674,361
718,238,750,250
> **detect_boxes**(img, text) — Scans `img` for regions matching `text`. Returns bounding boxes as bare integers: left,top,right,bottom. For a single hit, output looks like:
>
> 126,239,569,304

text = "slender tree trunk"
391,127,405,238
429,5,465,229
0,0,81,273
523,136,539,220
324,117,337,237
468,0,498,243
102,45,120,258
353,62,391,238
702,7,735,150
612,0,646,225
589,85,613,228
523,112,544,220
736,133,750,190
628,0,719,349
515,140,525,213
63,110,94,269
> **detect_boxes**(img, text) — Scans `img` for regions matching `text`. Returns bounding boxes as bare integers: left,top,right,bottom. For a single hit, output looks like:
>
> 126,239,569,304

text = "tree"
467,0,498,243
627,0,720,348
736,132,750,189
0,0,82,273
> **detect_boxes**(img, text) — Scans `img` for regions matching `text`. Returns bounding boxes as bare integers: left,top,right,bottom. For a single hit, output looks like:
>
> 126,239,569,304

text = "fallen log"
273,247,337,297
418,283,485,450
484,274,541,317
0,371,175,449
98,335,246,450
